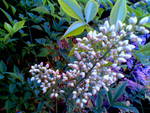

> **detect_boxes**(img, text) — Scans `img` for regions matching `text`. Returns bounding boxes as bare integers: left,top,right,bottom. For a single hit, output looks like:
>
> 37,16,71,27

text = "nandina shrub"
29,16,150,112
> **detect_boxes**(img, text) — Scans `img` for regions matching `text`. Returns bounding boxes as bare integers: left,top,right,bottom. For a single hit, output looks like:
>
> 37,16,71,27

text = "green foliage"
63,21,86,39
84,0,99,23
110,0,127,25
134,42,150,66
58,0,84,21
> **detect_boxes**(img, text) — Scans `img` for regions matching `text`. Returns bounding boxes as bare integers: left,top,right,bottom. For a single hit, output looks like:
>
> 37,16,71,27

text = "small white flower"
129,17,137,24
118,57,127,63
126,25,133,31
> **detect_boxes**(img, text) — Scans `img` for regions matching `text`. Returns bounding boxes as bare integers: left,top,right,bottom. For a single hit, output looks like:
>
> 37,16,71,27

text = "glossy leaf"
58,0,84,21
110,0,127,25
84,0,99,23
31,6,50,14
63,21,86,39
13,20,25,33
4,22,13,34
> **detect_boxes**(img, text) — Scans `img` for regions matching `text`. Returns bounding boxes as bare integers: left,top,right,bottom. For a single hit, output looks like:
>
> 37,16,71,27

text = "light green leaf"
13,20,25,33
4,22,13,34
143,23,150,28
58,0,84,21
63,21,86,39
31,6,50,14
110,0,127,25
84,0,98,23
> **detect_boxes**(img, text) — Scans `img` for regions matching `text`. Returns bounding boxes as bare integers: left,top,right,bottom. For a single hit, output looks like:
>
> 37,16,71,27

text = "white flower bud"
118,73,124,78
126,25,133,31
104,21,110,29
117,21,123,29
142,29,149,34
31,77,35,81
74,51,81,60
76,98,80,104
109,25,115,32
92,89,97,95
129,17,137,24
118,57,127,63
76,38,82,42
82,99,87,103
139,17,149,25
125,45,135,51
55,93,58,98
37,79,41,83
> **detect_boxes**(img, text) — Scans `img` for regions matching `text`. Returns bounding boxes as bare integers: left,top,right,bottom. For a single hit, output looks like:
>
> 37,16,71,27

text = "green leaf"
113,102,139,113
110,0,127,25
9,84,16,93
84,0,99,23
4,22,13,34
143,23,150,28
37,102,45,112
113,82,127,101
38,48,49,57
5,100,15,110
107,89,113,105
5,72,22,81
58,0,84,21
10,5,16,15
136,42,150,56
31,6,50,14
2,0,9,9
0,8,13,24
0,74,4,80
0,61,7,72
96,91,103,108
63,21,86,39
13,20,25,33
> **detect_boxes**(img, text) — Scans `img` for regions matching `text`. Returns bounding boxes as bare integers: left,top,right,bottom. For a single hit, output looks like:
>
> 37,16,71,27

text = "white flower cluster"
29,16,149,108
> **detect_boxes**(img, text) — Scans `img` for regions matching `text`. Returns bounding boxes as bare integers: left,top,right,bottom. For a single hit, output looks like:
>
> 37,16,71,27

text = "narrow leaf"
110,0,127,25
84,0,99,23
31,6,50,14
63,21,86,39
58,0,84,21
0,8,13,24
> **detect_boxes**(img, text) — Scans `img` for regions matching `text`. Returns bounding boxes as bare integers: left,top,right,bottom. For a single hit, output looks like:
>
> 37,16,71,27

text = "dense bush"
0,0,149,113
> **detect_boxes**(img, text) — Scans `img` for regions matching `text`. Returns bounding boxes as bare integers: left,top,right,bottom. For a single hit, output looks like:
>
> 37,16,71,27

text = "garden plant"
0,0,150,113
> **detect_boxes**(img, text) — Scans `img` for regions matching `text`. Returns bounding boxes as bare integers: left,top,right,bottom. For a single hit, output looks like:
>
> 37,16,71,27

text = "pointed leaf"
113,82,127,101
58,0,84,21
0,61,7,72
110,0,127,25
63,21,86,38
0,8,13,24
84,0,99,23
4,22,13,33
31,6,50,14
13,20,25,33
